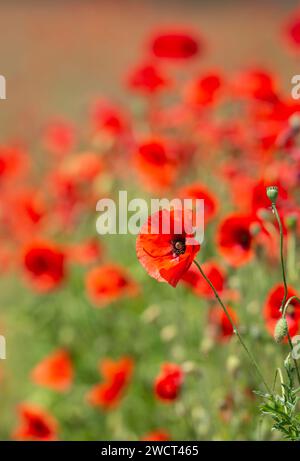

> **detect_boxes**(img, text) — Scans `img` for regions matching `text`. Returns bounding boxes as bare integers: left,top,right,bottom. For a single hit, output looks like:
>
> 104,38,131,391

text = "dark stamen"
172,238,186,256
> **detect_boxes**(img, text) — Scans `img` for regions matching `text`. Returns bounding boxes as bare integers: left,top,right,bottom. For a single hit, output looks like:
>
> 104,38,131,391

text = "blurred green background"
0,0,299,441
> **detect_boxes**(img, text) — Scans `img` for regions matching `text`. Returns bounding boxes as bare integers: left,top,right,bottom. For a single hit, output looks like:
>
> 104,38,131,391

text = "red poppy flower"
208,305,238,342
43,120,76,156
284,11,300,49
154,363,184,402
134,138,178,192
136,208,200,287
90,99,128,136
151,31,200,59
49,152,104,229
12,403,58,441
141,430,170,441
233,68,278,104
264,284,300,339
178,182,218,223
62,152,104,182
68,238,102,265
87,357,134,410
2,188,46,241
85,264,138,307
217,214,255,267
0,144,28,185
50,153,104,210
182,260,225,298
22,241,66,292
185,72,223,106
127,62,170,94
31,349,73,392
14,190,45,226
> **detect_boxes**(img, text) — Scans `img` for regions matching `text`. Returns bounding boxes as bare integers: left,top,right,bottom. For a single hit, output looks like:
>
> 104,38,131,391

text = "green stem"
276,367,286,407
193,259,271,394
272,204,288,311
282,296,300,318
271,202,300,386
282,296,300,386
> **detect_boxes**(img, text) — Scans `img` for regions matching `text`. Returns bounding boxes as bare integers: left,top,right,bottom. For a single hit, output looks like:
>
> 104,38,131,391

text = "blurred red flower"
151,31,200,59
22,241,66,292
178,182,218,223
284,10,300,48
127,62,170,94
217,214,255,267
62,152,104,182
90,99,128,136
208,305,238,342
87,357,134,410
31,349,73,392
2,188,46,241
67,238,102,265
233,68,278,104
50,152,104,228
43,120,76,156
154,363,184,402
264,284,300,339
141,430,170,441
85,264,138,307
134,138,178,192
182,260,225,298
185,71,223,106
0,144,28,186
12,403,58,441
136,208,200,287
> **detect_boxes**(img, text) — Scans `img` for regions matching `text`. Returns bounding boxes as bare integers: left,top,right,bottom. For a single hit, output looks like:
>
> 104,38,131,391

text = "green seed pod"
274,317,288,343
285,213,298,231
266,186,278,203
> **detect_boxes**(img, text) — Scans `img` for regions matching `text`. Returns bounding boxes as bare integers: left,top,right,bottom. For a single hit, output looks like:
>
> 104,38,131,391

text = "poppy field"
2,0,300,442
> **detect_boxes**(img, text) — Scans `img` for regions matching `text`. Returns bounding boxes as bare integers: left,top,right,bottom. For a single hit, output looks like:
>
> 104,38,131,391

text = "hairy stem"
272,204,288,311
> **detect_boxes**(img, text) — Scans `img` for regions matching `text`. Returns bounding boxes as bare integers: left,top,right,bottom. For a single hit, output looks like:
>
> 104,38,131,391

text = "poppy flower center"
235,228,251,250
28,254,51,276
172,237,186,256
30,417,51,438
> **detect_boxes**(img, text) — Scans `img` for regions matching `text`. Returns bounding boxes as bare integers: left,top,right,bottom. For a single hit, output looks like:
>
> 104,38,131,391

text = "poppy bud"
266,186,278,204
274,317,288,343
285,213,298,231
